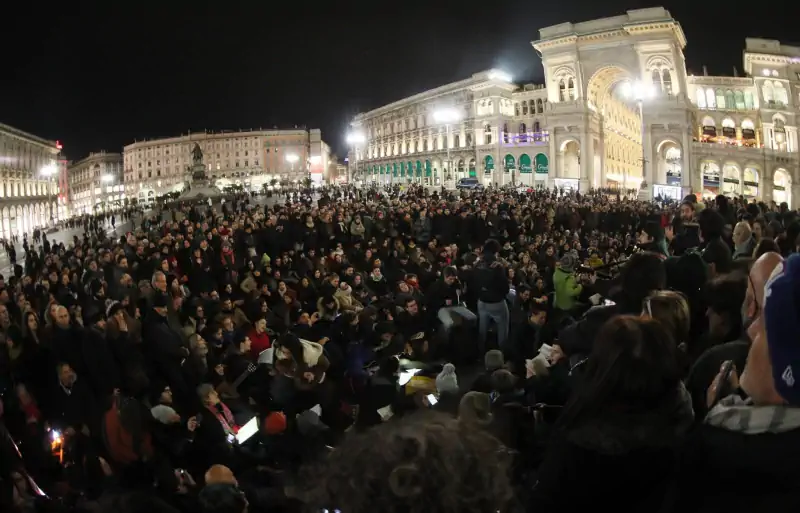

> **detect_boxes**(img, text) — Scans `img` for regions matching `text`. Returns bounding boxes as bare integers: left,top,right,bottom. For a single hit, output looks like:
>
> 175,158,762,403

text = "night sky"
1,1,795,161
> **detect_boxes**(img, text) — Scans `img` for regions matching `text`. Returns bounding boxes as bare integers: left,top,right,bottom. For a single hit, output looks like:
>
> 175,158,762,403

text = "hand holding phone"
707,360,739,408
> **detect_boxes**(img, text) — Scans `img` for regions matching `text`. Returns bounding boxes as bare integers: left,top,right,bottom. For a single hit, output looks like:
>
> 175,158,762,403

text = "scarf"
705,395,800,434
207,402,238,437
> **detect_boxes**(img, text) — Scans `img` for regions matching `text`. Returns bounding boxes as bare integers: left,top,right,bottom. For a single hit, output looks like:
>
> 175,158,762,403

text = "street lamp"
621,80,654,197
433,108,463,188
346,131,366,185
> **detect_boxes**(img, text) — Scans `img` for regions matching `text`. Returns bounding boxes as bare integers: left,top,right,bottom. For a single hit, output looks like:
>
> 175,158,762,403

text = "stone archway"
559,139,581,179
773,168,792,207
655,139,682,186
586,65,644,189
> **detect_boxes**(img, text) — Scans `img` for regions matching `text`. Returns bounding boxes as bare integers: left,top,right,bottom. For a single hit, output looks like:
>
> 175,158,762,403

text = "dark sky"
1,1,795,161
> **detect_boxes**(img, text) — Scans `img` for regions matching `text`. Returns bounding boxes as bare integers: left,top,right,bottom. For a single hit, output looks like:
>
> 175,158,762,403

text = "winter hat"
484,350,505,372
763,254,800,406
262,411,288,435
436,363,459,394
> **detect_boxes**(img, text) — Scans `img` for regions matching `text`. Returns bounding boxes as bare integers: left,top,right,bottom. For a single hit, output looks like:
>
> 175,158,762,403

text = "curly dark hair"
301,411,517,513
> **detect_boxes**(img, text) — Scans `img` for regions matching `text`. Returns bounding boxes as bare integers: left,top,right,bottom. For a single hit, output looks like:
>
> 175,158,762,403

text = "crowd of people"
1,182,799,513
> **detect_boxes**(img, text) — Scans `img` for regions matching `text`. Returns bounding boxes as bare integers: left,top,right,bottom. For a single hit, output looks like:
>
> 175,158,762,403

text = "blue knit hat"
763,254,800,406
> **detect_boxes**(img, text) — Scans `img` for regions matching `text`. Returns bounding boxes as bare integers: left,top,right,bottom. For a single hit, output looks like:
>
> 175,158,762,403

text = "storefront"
518,154,532,185
653,184,682,200
553,178,579,191
534,153,549,186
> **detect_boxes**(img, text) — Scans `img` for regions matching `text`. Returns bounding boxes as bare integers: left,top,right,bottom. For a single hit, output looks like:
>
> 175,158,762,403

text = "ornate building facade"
68,151,125,215
0,122,63,238
349,7,800,207
123,128,331,203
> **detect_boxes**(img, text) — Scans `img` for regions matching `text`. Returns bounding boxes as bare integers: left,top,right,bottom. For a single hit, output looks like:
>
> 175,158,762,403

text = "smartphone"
713,361,735,406
426,394,438,406
603,299,616,306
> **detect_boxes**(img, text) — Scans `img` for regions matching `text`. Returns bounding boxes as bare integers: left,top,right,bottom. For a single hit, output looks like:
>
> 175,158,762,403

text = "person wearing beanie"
676,252,800,509
435,363,459,395
472,350,505,393
262,411,288,435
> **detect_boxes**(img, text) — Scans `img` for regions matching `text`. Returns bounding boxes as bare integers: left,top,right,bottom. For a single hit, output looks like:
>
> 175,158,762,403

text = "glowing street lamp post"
433,108,462,188
346,132,366,185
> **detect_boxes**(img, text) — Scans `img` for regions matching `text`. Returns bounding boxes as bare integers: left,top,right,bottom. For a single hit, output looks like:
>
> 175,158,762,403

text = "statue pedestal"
179,163,221,201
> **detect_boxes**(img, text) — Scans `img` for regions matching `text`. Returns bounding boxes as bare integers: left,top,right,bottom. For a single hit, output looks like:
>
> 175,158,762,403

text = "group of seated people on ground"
1,183,799,512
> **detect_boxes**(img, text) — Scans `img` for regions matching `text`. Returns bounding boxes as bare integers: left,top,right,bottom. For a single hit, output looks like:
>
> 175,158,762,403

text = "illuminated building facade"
349,7,800,206
123,128,330,203
0,122,63,237
68,151,125,214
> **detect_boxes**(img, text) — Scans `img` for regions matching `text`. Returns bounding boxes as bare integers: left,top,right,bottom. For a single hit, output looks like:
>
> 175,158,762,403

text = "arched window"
567,78,576,100
696,88,707,108
706,89,716,109
744,91,755,109
453,134,460,148
484,124,492,145
721,117,736,138
762,81,775,104
663,71,672,95
533,121,540,133
502,123,509,143
536,98,543,113
774,82,788,106
725,90,735,109
716,89,726,109
514,103,520,116
701,116,717,137
734,90,745,110
519,123,527,143
559,79,567,102
652,69,662,93
522,101,528,115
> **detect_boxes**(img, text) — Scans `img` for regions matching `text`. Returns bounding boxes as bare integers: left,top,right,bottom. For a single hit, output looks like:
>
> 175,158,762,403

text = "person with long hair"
530,316,693,512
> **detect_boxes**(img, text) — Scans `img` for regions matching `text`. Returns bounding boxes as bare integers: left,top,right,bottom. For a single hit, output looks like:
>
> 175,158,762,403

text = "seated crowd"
1,184,799,513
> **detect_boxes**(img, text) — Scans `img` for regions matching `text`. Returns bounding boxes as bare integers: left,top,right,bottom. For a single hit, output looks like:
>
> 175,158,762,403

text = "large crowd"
1,183,799,513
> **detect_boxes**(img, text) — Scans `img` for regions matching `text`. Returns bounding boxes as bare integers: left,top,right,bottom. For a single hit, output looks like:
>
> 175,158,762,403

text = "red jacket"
248,328,271,359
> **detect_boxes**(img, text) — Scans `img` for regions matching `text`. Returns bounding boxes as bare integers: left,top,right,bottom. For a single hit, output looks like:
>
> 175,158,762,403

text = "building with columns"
68,152,125,215
348,7,800,207
123,128,330,203
0,122,63,238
